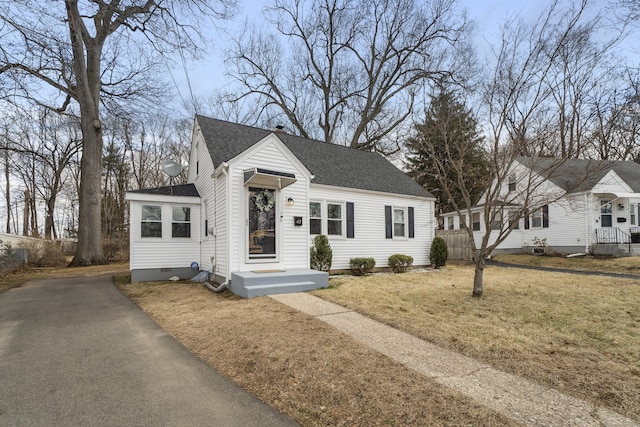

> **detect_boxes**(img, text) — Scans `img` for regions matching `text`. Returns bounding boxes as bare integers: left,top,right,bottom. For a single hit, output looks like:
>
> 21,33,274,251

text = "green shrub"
388,254,413,273
349,257,376,276
310,235,332,272
429,237,448,269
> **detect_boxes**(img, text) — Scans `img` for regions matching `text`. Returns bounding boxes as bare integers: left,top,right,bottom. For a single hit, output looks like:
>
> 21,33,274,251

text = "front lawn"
313,264,640,421
493,253,640,275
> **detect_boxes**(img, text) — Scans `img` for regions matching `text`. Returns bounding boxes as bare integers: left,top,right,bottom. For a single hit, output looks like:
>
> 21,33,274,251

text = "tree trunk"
22,189,30,236
66,0,106,266
472,257,485,297
44,198,56,240
4,151,10,233
69,114,106,266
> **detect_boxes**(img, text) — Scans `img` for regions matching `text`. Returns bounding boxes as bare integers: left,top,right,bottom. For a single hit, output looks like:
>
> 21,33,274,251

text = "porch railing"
593,227,635,253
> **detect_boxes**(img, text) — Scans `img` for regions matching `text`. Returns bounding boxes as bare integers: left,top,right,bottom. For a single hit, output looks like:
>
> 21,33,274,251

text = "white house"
126,116,435,297
441,157,640,256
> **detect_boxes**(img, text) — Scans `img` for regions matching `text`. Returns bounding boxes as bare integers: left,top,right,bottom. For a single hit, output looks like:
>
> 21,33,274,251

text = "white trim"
593,191,640,199
125,192,200,204
309,200,323,235
391,206,409,239
310,183,435,202
326,201,346,238
245,185,280,264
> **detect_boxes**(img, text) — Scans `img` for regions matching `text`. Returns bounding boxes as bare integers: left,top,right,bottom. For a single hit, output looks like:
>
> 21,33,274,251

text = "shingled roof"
518,157,640,194
128,183,200,197
196,115,432,198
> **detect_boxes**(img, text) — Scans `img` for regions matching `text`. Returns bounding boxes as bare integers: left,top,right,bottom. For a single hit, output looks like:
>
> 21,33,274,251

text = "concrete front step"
230,269,329,298
592,243,640,257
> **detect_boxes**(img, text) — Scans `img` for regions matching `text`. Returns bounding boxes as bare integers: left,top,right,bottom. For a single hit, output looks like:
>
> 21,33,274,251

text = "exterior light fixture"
287,197,294,206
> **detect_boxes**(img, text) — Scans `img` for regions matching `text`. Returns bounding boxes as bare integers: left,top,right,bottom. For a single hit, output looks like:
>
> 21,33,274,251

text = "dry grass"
493,253,640,275
9,255,636,425
116,278,517,427
0,262,129,293
314,265,640,421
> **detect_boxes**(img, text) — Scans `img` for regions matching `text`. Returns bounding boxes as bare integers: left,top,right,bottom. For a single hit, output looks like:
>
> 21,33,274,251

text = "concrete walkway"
270,292,639,427
0,276,297,427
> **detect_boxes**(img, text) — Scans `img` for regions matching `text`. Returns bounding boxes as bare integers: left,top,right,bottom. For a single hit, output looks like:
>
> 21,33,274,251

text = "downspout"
205,162,230,293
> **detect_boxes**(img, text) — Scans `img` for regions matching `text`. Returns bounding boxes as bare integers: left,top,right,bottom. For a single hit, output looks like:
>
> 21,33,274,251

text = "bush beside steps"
349,258,376,276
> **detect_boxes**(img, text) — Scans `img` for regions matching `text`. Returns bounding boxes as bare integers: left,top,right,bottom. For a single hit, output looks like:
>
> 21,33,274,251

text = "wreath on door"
255,190,275,212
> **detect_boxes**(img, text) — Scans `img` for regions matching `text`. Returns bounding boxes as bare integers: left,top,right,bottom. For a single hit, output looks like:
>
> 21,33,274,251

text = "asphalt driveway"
0,275,297,426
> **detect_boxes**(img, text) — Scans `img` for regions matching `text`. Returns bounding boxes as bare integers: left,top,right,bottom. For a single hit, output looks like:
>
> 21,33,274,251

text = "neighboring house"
441,157,640,256
126,116,435,297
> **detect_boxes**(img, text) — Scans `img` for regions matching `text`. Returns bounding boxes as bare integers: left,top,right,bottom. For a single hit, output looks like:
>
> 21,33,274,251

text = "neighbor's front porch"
592,226,640,256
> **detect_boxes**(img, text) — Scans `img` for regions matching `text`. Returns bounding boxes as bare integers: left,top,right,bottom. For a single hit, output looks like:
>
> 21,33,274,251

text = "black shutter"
385,205,392,238
408,207,415,238
205,219,208,236
346,202,355,238
524,209,530,229
542,204,549,228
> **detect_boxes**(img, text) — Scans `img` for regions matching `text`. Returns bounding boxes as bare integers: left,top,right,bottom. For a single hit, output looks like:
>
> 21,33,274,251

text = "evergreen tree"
405,86,490,215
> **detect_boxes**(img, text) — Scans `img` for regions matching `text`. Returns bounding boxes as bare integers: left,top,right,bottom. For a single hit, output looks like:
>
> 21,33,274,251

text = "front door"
600,200,613,227
248,187,277,260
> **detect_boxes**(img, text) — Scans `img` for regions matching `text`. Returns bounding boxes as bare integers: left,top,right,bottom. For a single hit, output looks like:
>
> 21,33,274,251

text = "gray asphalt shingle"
196,115,432,198
128,183,199,197
518,157,640,193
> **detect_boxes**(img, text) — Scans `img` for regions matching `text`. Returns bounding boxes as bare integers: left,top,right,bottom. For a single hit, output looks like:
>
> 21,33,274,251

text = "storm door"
600,200,613,227
248,187,277,260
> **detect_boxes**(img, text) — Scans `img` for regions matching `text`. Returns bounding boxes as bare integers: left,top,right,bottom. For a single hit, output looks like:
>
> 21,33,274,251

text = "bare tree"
2,109,82,239
0,0,234,265
1,125,11,233
589,70,640,162
423,0,607,297
123,116,190,190
223,0,470,152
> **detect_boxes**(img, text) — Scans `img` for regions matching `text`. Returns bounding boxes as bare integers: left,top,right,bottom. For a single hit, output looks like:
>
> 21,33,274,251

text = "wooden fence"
435,229,473,261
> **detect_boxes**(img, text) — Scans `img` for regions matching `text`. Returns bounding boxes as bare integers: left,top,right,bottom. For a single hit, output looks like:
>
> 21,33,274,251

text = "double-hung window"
447,217,454,230
508,173,517,192
309,201,353,238
141,205,162,238
327,203,343,236
490,212,502,230
472,212,481,231
172,207,191,238
525,205,549,229
394,208,406,237
531,208,543,228
509,210,520,230
385,205,414,239
309,202,322,235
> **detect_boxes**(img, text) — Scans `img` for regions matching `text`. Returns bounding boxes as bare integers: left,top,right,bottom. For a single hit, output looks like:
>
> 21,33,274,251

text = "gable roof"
127,183,200,197
196,115,432,198
517,157,640,194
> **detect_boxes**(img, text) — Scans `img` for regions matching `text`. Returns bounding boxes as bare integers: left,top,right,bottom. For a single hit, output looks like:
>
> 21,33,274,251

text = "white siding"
474,195,590,252
309,185,434,269
128,200,201,270
227,135,311,273
592,170,633,194
209,175,228,277
188,122,229,278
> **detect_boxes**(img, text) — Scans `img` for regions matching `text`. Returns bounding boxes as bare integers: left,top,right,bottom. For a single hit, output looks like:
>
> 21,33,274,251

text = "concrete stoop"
230,269,328,298
591,243,640,257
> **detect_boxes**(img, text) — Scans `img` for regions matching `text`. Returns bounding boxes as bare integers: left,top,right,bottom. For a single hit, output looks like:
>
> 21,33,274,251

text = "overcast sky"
170,0,588,107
